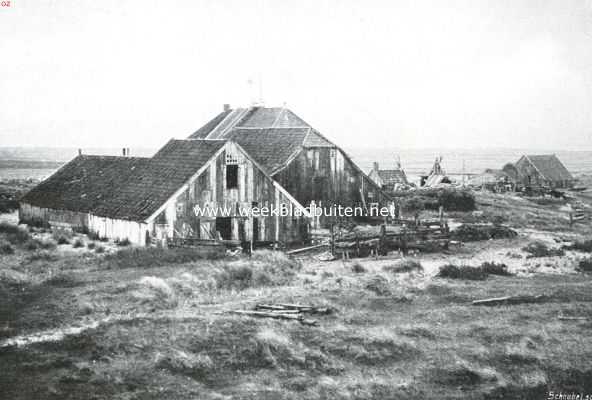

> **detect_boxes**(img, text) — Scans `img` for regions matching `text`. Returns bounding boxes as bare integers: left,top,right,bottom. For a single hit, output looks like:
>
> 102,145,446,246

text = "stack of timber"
229,303,334,326
167,237,238,250
333,220,450,259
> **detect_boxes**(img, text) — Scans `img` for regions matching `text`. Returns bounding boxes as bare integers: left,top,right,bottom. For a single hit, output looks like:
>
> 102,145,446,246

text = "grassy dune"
2,191,592,399
1,228,592,399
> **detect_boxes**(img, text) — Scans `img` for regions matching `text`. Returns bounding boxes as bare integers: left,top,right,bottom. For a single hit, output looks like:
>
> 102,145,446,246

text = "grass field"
1,191,592,399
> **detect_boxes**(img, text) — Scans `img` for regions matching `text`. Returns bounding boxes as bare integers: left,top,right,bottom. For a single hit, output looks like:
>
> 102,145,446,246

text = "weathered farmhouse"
368,162,408,191
506,154,574,189
19,106,388,246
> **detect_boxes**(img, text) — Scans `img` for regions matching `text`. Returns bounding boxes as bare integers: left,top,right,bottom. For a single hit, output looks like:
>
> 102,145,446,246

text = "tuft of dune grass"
155,348,213,378
383,259,423,274
130,276,178,309
102,247,223,269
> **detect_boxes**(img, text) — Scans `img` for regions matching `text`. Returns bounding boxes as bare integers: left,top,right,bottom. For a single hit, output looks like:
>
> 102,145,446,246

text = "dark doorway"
226,165,238,189
238,220,246,241
215,217,232,240
252,218,259,242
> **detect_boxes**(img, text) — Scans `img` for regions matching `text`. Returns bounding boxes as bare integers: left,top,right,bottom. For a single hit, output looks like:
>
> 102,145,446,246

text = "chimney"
78,149,82,156
223,104,231,112
373,162,379,172
122,148,126,156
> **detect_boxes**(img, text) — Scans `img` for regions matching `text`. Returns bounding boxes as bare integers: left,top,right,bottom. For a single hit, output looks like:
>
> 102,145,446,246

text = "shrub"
102,247,223,269
480,262,512,276
436,189,476,211
133,276,177,308
72,239,85,248
564,240,592,253
401,196,427,213
0,222,31,245
74,226,90,235
24,239,39,251
522,241,565,258
38,239,56,250
438,262,513,280
528,197,566,206
87,231,101,241
577,258,592,273
95,245,105,254
383,260,423,274
27,250,58,262
396,188,476,213
365,275,391,296
351,261,366,273
0,199,18,214
88,231,108,242
156,349,213,377
0,240,14,255
45,273,79,288
56,236,70,245
451,224,517,242
116,238,131,247
437,264,488,280
216,265,253,290
87,242,96,250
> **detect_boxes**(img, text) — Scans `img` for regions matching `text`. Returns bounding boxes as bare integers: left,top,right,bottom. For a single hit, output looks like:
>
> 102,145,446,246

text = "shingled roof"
21,156,150,215
522,154,573,182
21,140,226,222
377,170,408,185
188,106,337,175
228,128,308,174
190,106,311,139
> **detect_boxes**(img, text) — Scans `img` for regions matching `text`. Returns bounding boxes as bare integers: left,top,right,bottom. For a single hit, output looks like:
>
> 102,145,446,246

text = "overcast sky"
1,0,592,150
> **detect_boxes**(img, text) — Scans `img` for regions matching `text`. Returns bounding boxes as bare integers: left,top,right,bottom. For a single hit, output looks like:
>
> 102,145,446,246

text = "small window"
226,153,239,165
226,164,238,189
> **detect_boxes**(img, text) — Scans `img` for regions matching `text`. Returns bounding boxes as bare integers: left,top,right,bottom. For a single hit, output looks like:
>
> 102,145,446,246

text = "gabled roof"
520,154,573,182
189,106,337,174
21,140,226,222
377,169,408,185
227,128,309,174
190,106,311,139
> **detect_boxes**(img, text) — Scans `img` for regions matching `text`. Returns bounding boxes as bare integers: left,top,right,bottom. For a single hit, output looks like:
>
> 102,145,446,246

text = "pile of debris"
229,303,334,326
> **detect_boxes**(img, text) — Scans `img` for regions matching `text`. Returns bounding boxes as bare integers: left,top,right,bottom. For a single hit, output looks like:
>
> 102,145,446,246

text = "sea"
1,147,592,185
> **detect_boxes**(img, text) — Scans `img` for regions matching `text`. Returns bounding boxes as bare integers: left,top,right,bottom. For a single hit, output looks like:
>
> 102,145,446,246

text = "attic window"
226,164,238,189
226,153,239,165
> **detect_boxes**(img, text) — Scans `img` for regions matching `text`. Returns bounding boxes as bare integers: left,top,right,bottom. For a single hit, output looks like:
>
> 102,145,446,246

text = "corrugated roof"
22,140,226,222
525,154,574,182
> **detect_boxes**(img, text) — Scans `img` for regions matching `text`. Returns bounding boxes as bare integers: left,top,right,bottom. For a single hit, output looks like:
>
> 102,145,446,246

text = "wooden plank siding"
151,142,309,245
19,202,149,245
272,147,390,226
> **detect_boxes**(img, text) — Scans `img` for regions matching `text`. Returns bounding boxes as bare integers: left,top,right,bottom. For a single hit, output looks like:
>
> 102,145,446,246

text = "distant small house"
368,162,408,191
510,154,574,189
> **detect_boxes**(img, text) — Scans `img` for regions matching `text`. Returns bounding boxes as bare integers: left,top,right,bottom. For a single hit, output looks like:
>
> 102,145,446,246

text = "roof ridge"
271,106,287,128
